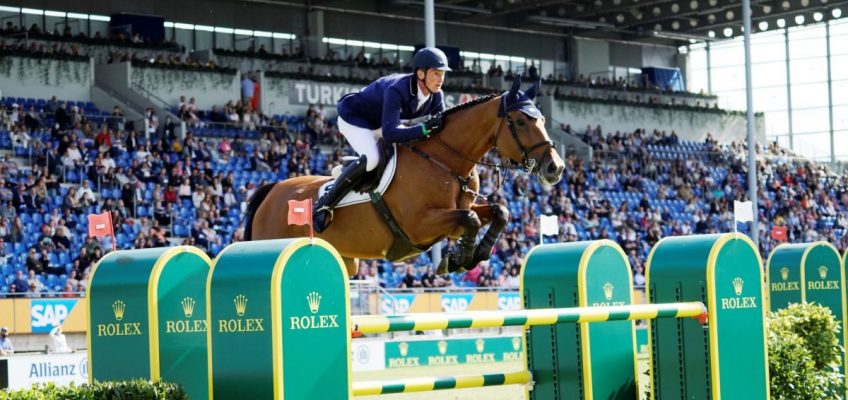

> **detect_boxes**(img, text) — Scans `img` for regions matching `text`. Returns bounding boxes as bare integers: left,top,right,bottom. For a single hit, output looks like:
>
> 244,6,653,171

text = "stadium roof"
301,1,848,44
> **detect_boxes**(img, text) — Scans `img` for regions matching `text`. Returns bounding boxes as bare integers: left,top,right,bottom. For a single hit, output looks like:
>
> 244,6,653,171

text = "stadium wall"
0,57,93,102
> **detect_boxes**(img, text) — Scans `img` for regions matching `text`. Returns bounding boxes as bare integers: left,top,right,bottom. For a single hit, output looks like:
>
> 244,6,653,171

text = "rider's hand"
421,113,445,137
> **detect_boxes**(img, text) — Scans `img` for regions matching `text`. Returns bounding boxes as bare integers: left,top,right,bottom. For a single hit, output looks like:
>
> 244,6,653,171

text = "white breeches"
338,116,381,171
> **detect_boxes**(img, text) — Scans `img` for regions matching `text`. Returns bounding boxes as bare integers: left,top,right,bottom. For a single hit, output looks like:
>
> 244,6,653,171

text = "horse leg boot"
436,210,482,275
313,155,369,233
470,204,509,265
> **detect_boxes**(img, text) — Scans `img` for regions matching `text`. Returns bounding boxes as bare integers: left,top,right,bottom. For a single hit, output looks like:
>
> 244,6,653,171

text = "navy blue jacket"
337,73,445,143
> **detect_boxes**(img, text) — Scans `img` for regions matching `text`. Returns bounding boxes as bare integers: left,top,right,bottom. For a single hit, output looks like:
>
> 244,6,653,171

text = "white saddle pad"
318,145,398,208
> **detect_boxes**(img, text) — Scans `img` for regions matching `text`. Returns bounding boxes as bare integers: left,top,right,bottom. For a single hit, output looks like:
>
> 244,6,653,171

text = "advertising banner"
3,353,88,390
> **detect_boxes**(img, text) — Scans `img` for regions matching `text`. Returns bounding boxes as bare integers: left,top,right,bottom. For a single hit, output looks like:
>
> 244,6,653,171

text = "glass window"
750,34,786,63
688,67,709,94
790,82,829,108
216,32,233,50
789,57,828,84
195,30,213,52
90,20,108,38
752,86,788,111
831,55,848,80
765,110,790,136
710,42,744,67
793,132,831,160
830,80,848,106
752,61,786,88
792,107,830,134
834,106,848,130
710,65,745,91
789,38,826,61
834,131,848,158
717,89,747,110
771,134,792,149
174,28,192,51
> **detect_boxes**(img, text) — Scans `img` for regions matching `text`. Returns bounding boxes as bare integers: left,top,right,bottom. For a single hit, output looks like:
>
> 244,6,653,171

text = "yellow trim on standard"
643,235,670,400
765,243,791,310
206,242,237,400
85,250,121,384
809,241,848,398
517,244,540,400
271,238,352,400
146,246,213,381
576,239,635,400
707,233,769,400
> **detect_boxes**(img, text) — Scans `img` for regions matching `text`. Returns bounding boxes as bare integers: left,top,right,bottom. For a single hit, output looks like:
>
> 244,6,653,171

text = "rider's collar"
409,74,417,97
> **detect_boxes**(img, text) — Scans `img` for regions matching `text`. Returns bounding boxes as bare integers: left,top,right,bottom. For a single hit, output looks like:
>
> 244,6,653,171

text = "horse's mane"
442,93,499,118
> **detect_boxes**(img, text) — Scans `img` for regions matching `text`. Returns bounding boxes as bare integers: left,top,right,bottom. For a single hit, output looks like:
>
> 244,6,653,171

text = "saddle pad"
318,145,398,208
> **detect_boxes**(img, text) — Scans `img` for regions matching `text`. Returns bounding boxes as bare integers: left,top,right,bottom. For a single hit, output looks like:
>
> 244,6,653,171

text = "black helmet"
411,47,452,72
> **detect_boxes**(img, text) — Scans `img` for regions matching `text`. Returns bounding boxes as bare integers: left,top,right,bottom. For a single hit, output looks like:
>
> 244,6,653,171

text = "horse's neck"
418,98,500,177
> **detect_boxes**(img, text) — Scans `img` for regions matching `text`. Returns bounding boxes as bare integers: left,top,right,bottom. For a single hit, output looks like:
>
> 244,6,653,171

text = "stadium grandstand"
0,0,846,393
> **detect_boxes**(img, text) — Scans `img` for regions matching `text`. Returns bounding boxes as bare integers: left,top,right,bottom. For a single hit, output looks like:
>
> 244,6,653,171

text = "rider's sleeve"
381,87,425,143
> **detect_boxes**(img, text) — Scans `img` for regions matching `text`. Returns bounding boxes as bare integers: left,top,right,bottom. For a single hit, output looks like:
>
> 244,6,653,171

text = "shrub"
769,302,844,400
0,380,187,400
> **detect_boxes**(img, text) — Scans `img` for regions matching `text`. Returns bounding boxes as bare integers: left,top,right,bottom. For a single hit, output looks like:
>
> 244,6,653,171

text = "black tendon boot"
313,155,369,233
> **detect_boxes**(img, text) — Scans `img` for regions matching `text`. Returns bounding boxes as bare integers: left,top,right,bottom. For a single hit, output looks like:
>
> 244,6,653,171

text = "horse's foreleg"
469,203,509,265
419,209,481,275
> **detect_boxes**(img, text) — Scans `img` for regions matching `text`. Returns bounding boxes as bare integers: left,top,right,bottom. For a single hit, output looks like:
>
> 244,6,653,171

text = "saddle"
352,139,395,193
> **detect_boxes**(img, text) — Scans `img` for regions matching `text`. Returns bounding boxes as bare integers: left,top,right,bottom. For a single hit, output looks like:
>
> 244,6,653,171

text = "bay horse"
243,76,565,276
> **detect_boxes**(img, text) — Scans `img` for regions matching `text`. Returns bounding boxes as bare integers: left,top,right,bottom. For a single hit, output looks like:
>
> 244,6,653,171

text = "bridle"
404,98,555,200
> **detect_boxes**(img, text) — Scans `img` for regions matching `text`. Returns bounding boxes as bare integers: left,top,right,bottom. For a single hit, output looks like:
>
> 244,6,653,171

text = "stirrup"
315,205,334,218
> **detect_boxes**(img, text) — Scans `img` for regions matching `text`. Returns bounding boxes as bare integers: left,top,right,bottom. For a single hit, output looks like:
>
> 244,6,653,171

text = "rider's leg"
313,118,379,232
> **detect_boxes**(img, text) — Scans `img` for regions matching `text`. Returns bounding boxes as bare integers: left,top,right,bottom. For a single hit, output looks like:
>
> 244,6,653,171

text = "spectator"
12,270,28,295
241,74,255,105
0,327,12,355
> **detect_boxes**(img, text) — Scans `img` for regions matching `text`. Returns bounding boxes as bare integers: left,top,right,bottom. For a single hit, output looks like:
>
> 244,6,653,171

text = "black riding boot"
313,155,369,233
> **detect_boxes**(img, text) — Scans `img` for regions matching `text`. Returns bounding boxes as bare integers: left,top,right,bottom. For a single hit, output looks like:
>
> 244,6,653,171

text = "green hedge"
0,380,187,400
769,303,845,400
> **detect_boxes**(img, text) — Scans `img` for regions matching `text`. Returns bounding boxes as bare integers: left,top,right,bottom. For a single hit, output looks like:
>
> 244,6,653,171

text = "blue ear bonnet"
498,75,543,119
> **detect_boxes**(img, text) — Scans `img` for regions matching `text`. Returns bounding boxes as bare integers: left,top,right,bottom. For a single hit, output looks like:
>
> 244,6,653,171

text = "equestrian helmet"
412,47,452,72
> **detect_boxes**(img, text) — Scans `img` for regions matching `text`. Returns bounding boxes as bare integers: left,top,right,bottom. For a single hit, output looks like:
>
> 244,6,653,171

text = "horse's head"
496,75,565,186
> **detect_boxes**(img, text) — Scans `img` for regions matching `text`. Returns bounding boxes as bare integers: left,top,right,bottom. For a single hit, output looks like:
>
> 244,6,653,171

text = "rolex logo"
475,338,485,353
819,266,828,280
603,282,614,301
307,292,321,314
512,337,521,351
780,267,789,281
438,340,448,355
399,342,409,357
181,297,195,318
112,300,126,321
733,277,744,296
234,295,248,316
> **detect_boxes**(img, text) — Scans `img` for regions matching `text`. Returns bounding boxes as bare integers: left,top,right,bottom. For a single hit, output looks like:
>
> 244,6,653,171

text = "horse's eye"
515,119,526,127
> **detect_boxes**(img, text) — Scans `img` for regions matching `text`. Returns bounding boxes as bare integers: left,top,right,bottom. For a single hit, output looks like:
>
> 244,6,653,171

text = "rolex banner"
384,336,524,369
522,240,637,400
207,239,350,400
767,242,846,389
86,247,212,400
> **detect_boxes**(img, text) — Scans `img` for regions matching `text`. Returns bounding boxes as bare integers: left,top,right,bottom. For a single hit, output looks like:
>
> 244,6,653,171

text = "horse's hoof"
436,258,450,275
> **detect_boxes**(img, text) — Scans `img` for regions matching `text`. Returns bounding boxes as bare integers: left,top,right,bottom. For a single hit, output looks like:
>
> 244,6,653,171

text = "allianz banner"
288,81,481,109
2,353,88,390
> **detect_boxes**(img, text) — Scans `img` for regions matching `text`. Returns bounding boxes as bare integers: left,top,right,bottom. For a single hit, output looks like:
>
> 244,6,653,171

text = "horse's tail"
242,183,276,241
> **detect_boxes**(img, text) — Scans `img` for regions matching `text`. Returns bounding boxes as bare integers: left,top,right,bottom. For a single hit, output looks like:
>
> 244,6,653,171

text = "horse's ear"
525,78,541,100
509,74,522,98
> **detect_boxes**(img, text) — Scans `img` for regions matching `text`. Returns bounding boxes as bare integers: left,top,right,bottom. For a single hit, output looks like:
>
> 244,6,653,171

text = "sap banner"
2,353,87,389
30,299,79,333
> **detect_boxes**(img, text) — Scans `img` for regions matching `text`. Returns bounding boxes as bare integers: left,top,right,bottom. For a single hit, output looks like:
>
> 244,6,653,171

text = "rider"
313,47,451,232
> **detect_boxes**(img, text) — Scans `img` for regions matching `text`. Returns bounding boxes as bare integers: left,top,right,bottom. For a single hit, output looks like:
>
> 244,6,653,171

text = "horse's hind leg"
469,203,509,265
342,257,358,277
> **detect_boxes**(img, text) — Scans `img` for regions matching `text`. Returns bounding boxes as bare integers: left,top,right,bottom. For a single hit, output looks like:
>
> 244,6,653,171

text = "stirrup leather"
316,204,334,219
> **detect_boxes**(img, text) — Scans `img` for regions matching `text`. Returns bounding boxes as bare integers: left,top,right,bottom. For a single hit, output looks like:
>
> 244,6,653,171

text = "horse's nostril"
547,162,561,175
